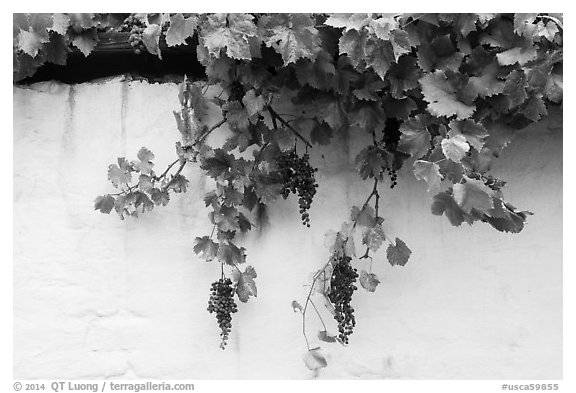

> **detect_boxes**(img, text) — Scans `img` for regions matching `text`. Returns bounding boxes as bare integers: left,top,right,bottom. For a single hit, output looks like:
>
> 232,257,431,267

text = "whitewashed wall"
13,78,562,379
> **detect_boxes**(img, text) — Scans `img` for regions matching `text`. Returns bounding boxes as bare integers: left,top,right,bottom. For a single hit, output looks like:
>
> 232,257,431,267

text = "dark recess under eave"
16,32,207,85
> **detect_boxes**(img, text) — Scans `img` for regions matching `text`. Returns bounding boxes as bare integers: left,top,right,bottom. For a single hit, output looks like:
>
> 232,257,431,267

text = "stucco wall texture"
13,79,562,380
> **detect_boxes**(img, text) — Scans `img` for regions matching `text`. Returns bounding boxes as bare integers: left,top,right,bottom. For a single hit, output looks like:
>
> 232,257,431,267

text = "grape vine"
13,12,563,371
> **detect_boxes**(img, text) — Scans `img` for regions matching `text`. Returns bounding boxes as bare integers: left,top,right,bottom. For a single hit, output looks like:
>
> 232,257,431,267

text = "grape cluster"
328,255,358,344
386,167,398,188
120,15,146,55
207,278,238,349
277,150,318,227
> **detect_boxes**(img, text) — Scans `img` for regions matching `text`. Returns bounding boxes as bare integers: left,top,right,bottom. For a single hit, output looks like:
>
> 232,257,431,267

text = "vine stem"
110,183,137,196
162,161,186,191
309,299,327,332
267,106,312,148
153,159,179,181
193,118,227,147
301,260,331,350
349,177,380,235
400,13,426,29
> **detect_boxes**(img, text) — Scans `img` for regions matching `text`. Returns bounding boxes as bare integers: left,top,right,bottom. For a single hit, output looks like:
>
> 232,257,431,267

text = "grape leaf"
545,68,563,103
94,195,115,214
200,13,257,60
17,29,47,57
503,70,528,109
242,89,266,117
514,13,538,37
13,14,29,37
218,184,244,207
359,270,380,292
138,174,153,192
294,51,337,91
212,205,241,232
496,46,537,66
193,236,219,261
108,161,132,188
382,95,417,120
237,212,253,233
166,13,197,47
348,101,386,132
44,33,68,65
386,238,411,267
68,13,96,30
325,13,373,32
413,160,443,193
350,205,377,228
50,13,70,35
142,24,162,59
232,265,257,302
364,37,395,80
367,14,398,39
167,174,189,193
431,190,473,226
362,223,386,252
251,179,280,206
132,147,155,174
447,119,488,152
441,134,470,162
453,177,494,214
200,149,235,180
518,93,548,122
339,29,368,70
150,188,170,206
398,115,432,159
352,72,386,101
310,121,333,145
71,28,98,57
387,55,421,99
217,242,247,266
390,29,412,60
484,201,533,233
467,63,505,99
29,13,52,40
133,191,154,213
223,101,250,130
355,146,385,180
303,347,328,370
417,34,464,73
419,70,475,119
440,13,479,37
437,157,464,183
318,330,338,343
291,300,303,313
480,18,537,66
259,13,321,65
536,21,559,42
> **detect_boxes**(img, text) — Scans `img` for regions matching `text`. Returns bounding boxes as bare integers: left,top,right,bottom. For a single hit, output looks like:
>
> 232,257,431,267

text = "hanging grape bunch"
277,150,318,227
207,278,238,349
119,15,146,55
328,255,358,344
386,167,398,189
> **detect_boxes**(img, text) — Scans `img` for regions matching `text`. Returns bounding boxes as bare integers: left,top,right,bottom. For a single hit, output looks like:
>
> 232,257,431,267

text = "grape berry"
277,150,318,227
120,15,147,55
207,278,238,349
328,255,358,344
